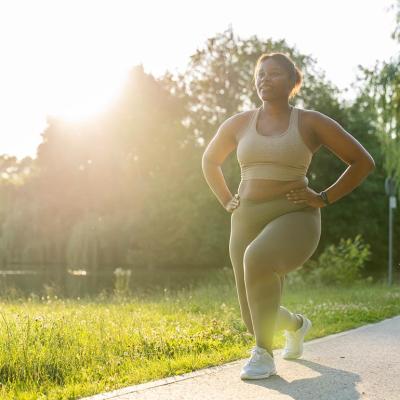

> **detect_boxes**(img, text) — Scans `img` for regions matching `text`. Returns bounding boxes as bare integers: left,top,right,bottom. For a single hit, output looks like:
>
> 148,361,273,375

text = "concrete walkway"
81,315,400,400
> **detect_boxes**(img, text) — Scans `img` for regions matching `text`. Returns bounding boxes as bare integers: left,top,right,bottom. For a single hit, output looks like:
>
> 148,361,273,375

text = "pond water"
0,267,216,299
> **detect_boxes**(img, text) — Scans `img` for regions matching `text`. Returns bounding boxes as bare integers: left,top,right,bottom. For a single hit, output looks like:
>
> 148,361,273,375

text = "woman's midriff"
237,178,308,202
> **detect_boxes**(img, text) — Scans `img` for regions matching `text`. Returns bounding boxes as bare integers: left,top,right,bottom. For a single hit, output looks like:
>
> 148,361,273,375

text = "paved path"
81,315,400,400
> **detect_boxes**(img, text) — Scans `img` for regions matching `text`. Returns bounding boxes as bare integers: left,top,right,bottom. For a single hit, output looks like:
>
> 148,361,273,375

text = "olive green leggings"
229,194,321,339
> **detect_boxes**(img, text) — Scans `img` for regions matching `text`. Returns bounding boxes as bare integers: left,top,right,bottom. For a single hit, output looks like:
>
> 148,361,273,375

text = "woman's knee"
243,241,300,278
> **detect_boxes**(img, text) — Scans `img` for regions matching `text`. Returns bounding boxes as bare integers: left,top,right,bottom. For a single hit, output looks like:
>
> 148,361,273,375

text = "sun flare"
45,65,129,122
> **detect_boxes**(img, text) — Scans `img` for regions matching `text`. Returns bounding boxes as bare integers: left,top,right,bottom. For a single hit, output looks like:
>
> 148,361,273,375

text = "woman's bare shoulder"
297,107,325,150
298,107,328,124
225,108,254,124
224,109,255,143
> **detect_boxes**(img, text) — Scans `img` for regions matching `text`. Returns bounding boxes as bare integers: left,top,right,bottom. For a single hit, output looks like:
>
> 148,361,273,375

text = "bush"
286,234,372,288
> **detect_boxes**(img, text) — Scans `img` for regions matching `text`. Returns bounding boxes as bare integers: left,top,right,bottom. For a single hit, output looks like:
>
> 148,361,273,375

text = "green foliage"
287,234,372,288
356,46,400,197
309,89,397,279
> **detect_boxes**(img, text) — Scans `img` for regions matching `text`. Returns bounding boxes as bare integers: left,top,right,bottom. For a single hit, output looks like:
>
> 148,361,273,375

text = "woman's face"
255,58,292,100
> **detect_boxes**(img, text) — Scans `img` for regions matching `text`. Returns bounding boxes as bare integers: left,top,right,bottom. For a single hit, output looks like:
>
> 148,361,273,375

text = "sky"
0,0,398,160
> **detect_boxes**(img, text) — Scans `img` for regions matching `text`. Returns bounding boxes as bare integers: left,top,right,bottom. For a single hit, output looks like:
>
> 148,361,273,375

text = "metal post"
388,197,393,286
385,177,397,286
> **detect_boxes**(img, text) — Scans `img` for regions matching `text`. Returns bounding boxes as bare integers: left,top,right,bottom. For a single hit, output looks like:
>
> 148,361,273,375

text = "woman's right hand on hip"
225,193,240,213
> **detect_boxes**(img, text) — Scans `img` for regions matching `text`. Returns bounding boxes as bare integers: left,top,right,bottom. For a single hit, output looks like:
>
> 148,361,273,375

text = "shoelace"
249,347,266,364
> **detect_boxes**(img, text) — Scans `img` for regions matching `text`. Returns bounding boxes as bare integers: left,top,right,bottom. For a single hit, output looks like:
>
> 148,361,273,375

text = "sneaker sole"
240,370,277,380
282,351,302,360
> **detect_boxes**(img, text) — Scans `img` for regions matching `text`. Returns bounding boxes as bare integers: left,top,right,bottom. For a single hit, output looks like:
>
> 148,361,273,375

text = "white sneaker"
282,313,312,359
240,345,277,380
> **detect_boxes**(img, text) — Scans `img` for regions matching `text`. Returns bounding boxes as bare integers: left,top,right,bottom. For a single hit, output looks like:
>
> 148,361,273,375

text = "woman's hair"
253,52,303,100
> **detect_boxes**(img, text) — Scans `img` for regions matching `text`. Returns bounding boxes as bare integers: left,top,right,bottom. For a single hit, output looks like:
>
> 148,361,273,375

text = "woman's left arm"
286,111,376,208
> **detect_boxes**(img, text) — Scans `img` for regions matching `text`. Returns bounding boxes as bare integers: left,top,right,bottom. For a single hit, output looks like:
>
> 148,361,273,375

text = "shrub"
286,234,372,288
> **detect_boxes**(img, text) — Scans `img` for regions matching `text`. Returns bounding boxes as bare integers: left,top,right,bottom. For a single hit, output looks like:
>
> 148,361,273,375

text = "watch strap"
320,190,330,205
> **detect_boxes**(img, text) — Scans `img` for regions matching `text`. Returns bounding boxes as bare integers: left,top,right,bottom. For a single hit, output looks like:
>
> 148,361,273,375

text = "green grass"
0,270,399,399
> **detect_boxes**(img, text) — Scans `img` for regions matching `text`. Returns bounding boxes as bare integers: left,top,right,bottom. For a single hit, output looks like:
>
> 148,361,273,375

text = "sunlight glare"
46,64,129,122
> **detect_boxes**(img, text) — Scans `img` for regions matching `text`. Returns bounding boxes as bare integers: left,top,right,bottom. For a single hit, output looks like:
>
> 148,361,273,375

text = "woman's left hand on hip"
285,186,325,208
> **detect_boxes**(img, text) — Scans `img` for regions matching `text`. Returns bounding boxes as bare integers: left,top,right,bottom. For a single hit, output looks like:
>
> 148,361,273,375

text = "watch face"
320,192,328,204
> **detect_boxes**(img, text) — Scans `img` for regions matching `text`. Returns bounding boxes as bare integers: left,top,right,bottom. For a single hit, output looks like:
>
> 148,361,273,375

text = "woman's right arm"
201,114,240,211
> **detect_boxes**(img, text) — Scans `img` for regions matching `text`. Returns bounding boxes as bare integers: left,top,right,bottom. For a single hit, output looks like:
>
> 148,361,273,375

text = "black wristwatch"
319,190,330,206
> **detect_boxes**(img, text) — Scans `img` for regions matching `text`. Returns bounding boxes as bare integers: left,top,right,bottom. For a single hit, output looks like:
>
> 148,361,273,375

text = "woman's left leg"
244,207,321,355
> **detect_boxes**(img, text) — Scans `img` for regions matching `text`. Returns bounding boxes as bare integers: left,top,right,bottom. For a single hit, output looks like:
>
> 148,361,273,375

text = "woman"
201,52,375,380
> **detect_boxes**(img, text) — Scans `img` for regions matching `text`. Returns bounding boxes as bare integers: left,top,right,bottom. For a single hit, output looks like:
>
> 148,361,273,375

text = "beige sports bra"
237,105,313,184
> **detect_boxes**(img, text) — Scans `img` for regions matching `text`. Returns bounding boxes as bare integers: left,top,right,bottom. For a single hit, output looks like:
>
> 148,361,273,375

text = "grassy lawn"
0,269,399,399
